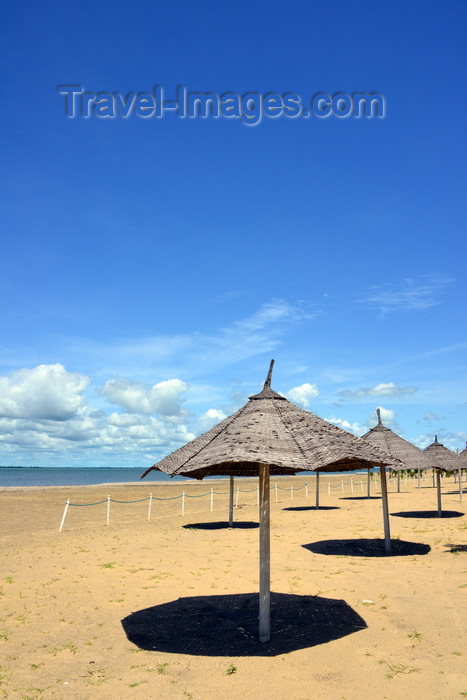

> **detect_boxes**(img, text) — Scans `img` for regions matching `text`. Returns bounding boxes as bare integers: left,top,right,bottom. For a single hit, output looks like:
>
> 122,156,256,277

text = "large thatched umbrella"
361,410,448,516
423,436,465,511
141,361,396,642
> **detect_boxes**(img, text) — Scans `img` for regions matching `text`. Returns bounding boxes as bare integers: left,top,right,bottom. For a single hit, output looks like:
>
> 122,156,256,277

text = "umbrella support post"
315,471,320,509
367,468,371,498
436,470,442,516
229,476,234,527
259,464,270,643
459,469,463,503
397,472,401,493
379,466,391,554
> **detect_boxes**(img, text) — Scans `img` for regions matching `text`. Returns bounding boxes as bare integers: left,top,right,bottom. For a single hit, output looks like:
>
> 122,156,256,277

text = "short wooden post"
59,499,70,533
305,482,308,499
274,483,278,503
182,491,185,516
106,495,111,526
147,493,152,521
210,488,214,513
258,464,270,643
350,478,354,494
236,486,240,507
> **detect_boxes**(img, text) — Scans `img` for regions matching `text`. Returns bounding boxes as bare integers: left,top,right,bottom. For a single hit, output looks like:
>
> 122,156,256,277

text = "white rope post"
236,486,239,507
275,483,278,503
182,491,185,516
436,470,442,517
210,488,214,513
350,478,354,494
341,480,344,493
229,475,234,527
360,481,363,493
305,482,308,499
258,464,270,643
328,482,330,496
379,466,391,554
315,471,320,509
106,495,110,526
147,493,153,521
59,499,70,533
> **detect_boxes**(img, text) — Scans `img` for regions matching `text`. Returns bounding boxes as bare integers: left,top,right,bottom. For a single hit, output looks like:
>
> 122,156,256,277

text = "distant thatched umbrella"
423,436,465,511
362,411,451,516
141,361,396,642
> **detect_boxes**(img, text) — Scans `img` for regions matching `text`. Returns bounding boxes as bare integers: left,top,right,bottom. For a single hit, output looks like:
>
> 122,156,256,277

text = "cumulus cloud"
99,377,189,417
0,364,89,420
196,408,228,433
326,416,363,435
338,382,417,402
287,383,319,408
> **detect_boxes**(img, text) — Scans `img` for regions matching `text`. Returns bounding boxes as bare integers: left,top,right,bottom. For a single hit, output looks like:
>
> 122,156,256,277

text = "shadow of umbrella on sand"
141,360,396,643
122,592,367,656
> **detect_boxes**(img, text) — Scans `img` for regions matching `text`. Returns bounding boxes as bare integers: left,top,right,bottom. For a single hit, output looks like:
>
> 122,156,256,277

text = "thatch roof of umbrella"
460,442,467,463
142,363,398,482
141,360,399,643
361,409,432,471
423,436,464,472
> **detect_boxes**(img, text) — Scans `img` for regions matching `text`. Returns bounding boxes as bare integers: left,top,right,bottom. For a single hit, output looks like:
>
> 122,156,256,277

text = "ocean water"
0,467,367,488
0,467,192,488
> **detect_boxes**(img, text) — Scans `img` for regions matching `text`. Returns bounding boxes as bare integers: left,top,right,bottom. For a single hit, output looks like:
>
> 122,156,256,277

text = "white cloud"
338,382,417,401
356,276,453,314
287,383,319,408
99,377,189,417
0,364,89,420
196,408,227,433
326,416,363,435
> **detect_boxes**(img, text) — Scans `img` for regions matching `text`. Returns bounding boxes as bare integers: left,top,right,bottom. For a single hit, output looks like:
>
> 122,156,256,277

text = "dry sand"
0,473,466,699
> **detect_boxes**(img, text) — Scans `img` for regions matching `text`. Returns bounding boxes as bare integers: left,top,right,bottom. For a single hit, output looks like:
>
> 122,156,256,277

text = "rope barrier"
58,473,451,531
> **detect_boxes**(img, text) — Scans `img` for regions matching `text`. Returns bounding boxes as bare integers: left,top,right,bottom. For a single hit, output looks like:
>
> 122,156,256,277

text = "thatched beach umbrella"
423,436,465,511
361,410,449,515
141,360,396,642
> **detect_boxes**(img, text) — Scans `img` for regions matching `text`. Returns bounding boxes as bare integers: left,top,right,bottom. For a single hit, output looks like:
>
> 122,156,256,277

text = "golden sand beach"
1,474,466,699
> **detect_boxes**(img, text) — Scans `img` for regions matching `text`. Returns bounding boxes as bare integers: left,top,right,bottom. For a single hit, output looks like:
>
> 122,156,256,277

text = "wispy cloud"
337,382,417,402
356,275,454,314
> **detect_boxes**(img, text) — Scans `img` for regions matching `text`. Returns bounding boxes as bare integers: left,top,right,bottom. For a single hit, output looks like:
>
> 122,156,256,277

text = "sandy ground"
0,472,466,700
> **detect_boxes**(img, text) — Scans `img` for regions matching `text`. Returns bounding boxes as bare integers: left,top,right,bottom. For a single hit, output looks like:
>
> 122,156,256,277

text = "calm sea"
0,467,367,488
0,467,193,488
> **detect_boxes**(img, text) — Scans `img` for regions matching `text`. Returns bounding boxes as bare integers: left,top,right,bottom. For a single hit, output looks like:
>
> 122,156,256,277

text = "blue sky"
1,0,466,467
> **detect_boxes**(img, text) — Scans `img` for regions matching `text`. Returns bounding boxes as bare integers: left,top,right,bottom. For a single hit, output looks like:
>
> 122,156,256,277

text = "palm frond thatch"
361,409,431,471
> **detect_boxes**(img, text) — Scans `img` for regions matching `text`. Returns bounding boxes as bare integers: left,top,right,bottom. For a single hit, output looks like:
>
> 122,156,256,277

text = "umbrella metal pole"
315,471,320,509
229,475,234,527
259,464,270,643
436,470,442,517
379,465,391,554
